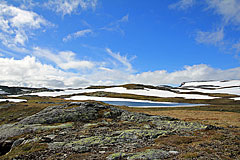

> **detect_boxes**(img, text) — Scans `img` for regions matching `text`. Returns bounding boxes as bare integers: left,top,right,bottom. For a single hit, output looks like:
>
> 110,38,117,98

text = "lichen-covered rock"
120,111,178,123
0,102,212,142
113,129,169,140
152,120,208,132
0,101,221,159
18,102,105,125
58,129,168,150
107,152,126,160
107,149,178,160
0,122,73,141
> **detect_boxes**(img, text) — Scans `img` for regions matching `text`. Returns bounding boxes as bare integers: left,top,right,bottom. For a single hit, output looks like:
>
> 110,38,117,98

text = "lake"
103,101,204,107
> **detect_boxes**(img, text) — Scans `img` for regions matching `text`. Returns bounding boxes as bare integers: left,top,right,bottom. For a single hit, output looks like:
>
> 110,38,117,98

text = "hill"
0,80,239,159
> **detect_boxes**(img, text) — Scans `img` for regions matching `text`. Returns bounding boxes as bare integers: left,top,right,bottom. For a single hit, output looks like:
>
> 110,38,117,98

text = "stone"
169,151,179,154
72,145,90,153
107,149,171,160
11,138,25,149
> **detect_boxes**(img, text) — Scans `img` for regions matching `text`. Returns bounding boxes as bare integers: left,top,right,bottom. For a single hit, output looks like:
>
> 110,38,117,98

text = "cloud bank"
130,64,240,85
1,56,239,88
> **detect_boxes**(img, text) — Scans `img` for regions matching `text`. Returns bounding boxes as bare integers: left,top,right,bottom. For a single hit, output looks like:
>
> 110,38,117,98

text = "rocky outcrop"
0,102,221,159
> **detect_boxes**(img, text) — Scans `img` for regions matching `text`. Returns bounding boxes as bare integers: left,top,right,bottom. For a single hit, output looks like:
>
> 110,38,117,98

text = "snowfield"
28,89,88,97
98,87,217,99
66,96,174,103
0,89,7,94
181,80,240,88
28,87,217,99
175,87,240,96
232,97,240,101
0,99,27,102
5,80,240,102
178,80,240,96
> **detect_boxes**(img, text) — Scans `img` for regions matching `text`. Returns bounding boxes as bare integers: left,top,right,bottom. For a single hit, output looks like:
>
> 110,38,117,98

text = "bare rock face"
0,102,220,159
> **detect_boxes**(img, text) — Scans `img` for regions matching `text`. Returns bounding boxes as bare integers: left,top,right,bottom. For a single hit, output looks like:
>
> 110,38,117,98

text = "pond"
65,95,205,108
103,101,204,108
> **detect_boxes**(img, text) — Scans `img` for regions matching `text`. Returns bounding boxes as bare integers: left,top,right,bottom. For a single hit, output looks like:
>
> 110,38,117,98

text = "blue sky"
0,0,240,88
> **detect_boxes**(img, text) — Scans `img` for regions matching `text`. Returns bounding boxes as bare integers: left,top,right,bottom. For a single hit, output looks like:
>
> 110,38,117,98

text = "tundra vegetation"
0,83,239,159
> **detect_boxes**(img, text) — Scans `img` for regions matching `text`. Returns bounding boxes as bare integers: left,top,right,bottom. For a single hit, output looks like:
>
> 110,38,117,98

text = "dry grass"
129,109,240,159
0,97,66,125
138,110,240,128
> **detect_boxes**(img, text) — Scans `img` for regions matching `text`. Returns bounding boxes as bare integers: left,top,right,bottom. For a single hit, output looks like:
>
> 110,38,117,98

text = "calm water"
103,101,203,107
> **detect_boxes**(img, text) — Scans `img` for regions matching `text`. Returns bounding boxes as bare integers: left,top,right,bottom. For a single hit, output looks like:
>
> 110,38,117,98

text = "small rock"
143,124,151,129
205,125,224,130
99,151,106,154
169,151,179,154
59,131,67,135
228,125,238,128
11,138,25,149
41,135,56,143
107,152,126,160
72,145,90,153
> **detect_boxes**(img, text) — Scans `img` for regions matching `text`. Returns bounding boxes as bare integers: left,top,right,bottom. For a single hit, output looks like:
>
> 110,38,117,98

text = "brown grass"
137,110,240,128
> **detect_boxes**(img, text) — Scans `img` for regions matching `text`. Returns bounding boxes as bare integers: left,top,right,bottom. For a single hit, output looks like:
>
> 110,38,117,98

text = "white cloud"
204,0,240,55
206,0,240,25
33,47,95,70
106,48,135,72
169,0,195,10
170,1,240,56
0,2,50,48
129,64,240,85
233,41,240,51
0,55,129,88
19,0,38,10
195,28,224,45
46,0,98,17
118,14,129,23
232,41,240,56
1,56,240,88
0,56,70,88
101,14,129,35
63,29,92,42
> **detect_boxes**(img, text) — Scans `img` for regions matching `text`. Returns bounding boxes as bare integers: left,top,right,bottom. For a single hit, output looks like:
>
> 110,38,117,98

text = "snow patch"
232,97,240,101
181,80,240,88
28,87,217,99
66,95,173,103
176,86,240,96
0,99,27,102
0,89,7,94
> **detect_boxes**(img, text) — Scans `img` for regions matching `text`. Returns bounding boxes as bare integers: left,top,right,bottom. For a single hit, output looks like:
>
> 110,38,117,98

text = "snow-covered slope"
181,80,240,88
0,99,27,102
6,80,240,100
27,87,217,99
178,80,240,96
0,89,7,94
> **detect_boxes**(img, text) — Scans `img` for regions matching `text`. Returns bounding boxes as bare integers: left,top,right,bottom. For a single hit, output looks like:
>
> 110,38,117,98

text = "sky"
0,0,240,88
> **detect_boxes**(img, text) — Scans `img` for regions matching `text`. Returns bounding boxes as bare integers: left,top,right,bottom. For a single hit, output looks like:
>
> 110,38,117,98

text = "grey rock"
107,149,171,160
72,145,90,153
0,102,214,144
11,138,25,149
